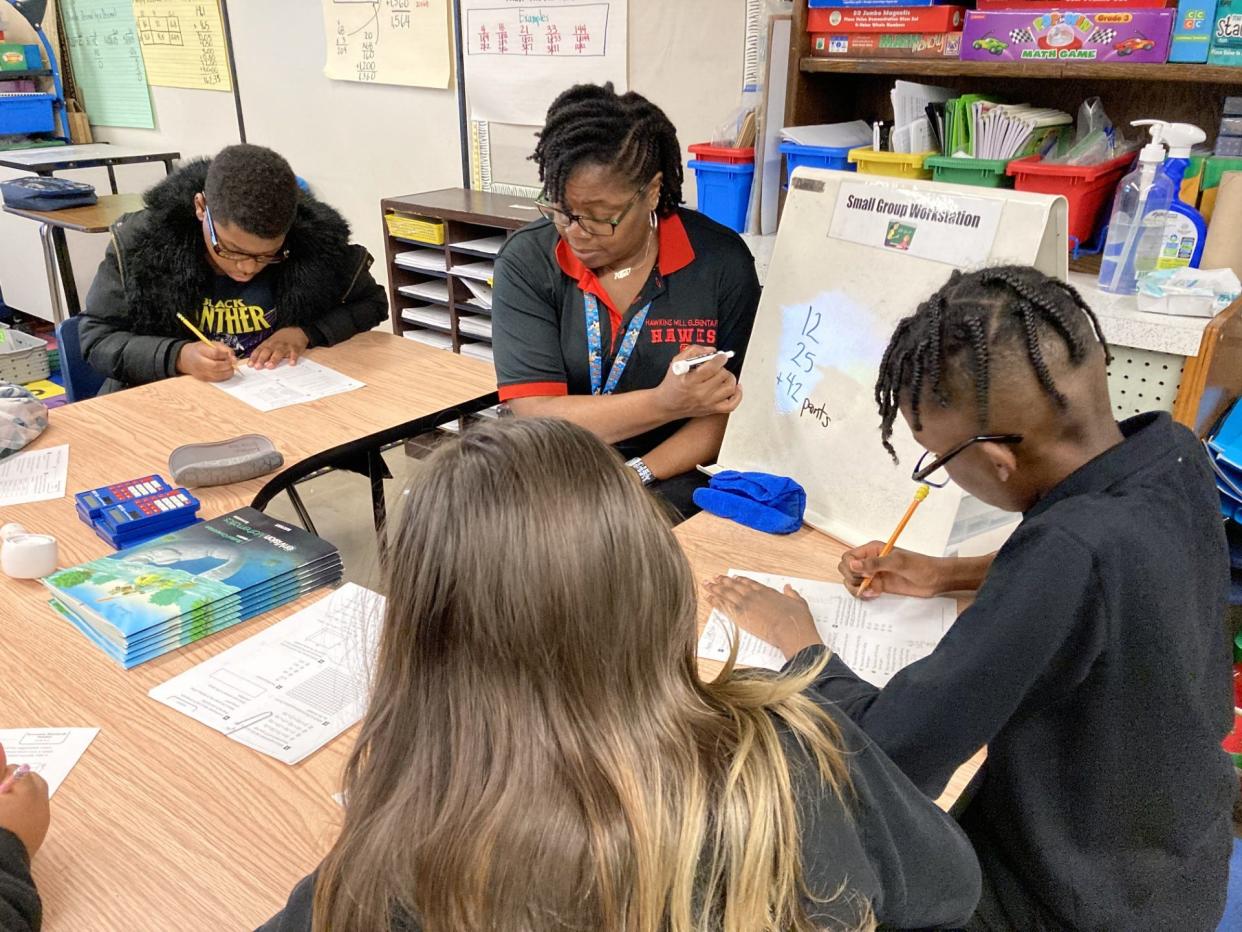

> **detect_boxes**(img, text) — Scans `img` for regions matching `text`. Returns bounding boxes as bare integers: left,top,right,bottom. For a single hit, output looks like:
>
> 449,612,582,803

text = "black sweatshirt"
0,830,40,932
801,412,1236,930
257,698,981,930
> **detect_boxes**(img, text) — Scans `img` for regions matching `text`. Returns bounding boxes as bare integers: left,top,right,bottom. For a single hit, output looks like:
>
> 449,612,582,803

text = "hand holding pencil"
840,485,944,600
175,313,238,382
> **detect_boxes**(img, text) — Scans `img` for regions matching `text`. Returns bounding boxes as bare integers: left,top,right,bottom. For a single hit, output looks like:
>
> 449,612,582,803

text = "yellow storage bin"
848,148,934,180
385,212,446,245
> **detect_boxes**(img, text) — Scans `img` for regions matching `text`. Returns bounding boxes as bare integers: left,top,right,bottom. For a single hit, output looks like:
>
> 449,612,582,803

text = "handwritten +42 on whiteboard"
778,304,832,429
465,5,611,56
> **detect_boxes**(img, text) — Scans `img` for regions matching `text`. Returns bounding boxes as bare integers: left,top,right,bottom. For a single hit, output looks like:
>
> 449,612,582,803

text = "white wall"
0,0,749,321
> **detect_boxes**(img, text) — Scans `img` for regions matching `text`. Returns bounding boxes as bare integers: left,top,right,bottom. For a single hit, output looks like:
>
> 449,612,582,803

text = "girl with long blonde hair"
259,418,979,932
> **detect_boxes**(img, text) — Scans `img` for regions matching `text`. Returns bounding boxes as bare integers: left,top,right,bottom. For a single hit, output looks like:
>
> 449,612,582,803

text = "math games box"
960,9,1174,62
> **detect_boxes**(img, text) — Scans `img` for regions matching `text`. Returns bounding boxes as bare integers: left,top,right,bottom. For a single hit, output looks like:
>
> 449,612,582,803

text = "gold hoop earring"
650,210,657,230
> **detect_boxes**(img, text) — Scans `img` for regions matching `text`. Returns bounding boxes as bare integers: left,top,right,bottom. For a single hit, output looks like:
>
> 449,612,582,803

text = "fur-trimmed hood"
113,157,369,336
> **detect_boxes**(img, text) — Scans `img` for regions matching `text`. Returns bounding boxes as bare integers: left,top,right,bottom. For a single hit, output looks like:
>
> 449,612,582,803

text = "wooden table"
674,512,985,812
1,332,496,931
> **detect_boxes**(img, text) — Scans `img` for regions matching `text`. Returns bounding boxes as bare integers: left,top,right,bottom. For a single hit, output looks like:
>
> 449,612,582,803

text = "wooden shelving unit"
378,188,540,363
786,3,1241,148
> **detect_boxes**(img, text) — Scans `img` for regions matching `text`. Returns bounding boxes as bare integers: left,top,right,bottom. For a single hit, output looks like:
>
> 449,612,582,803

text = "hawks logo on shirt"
646,317,718,349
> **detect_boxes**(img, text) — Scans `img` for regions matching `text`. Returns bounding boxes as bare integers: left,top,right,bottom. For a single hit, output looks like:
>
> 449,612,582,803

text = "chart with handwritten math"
321,0,450,88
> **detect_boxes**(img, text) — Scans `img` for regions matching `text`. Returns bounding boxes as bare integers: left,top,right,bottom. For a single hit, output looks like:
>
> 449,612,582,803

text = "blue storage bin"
779,141,857,179
688,159,754,233
0,94,55,135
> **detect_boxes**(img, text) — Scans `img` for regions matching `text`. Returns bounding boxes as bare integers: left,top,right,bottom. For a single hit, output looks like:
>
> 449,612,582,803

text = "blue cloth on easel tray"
692,470,806,535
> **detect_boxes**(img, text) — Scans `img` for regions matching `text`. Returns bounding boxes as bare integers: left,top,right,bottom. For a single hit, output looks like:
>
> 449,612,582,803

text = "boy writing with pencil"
79,144,387,394
707,266,1236,930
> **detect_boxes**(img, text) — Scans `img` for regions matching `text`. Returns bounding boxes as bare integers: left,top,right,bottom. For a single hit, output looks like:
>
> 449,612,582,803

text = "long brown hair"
313,418,861,931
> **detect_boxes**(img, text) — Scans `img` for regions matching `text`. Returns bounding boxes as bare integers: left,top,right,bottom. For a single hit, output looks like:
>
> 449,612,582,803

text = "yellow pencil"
176,313,237,368
857,484,930,596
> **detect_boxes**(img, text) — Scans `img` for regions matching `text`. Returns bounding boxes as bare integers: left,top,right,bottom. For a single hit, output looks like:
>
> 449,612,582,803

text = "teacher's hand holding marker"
0,743,50,861
654,345,743,419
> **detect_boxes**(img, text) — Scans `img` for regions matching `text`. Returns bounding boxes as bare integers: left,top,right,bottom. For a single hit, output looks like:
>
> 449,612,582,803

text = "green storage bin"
925,155,1014,189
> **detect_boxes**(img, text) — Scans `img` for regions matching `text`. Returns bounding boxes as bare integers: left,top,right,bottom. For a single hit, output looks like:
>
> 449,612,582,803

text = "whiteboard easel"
717,168,1067,555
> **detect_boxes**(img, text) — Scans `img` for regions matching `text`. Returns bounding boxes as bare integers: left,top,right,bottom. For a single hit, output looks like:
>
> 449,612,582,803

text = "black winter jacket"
79,158,388,394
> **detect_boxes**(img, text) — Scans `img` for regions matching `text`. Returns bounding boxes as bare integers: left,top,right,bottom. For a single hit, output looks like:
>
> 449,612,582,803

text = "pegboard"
1107,346,1187,417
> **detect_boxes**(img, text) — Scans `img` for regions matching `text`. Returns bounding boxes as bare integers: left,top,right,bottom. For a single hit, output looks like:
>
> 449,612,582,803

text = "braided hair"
876,266,1111,459
532,83,683,215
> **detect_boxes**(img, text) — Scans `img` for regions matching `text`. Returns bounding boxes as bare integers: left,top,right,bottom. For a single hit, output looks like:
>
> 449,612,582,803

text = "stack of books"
43,507,342,668
807,0,966,60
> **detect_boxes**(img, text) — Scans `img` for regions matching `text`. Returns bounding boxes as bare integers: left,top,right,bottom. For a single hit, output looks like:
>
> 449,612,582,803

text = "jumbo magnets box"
961,9,1175,62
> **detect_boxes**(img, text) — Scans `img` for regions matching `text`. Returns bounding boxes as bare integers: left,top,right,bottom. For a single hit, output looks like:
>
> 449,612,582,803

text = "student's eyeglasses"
203,203,290,265
911,434,1024,488
535,183,649,237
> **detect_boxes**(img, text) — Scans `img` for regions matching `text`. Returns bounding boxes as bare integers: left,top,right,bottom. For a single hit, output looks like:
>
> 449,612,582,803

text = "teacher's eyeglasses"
911,434,1023,488
535,184,648,237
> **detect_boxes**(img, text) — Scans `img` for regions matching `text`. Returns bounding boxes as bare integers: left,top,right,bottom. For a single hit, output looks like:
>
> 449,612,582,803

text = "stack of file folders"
44,507,342,667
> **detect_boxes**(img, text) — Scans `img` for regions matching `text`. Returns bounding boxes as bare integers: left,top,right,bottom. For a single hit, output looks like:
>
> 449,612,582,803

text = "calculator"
75,475,172,524
97,487,201,541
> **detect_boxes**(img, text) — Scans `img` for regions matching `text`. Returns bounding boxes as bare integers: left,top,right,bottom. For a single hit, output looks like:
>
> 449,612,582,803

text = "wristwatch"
625,457,656,486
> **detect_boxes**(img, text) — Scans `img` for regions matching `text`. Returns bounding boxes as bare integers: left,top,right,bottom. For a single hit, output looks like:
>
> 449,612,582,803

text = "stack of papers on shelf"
460,342,494,363
969,102,1071,159
44,508,342,668
453,235,506,255
449,259,495,282
401,306,452,330
149,584,385,765
462,278,493,309
696,570,956,687
403,330,454,350
457,315,492,339
394,248,446,273
890,80,954,154
780,120,872,149
398,281,450,303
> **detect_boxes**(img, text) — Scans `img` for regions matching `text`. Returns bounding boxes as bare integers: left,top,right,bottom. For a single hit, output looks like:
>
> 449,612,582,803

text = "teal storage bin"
925,155,1014,189
0,93,54,135
688,159,754,233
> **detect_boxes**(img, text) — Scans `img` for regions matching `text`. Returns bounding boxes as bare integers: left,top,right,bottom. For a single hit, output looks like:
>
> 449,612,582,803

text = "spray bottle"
1132,120,1208,270
1098,122,1175,295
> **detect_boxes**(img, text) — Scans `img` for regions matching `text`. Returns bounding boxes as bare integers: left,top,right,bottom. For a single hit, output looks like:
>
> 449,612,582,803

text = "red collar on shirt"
553,211,696,339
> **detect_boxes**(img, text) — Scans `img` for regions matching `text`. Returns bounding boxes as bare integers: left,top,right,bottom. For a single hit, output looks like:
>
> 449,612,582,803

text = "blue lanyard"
584,293,651,396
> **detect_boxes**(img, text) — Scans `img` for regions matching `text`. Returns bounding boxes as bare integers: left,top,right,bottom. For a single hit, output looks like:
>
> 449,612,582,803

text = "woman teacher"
491,83,761,518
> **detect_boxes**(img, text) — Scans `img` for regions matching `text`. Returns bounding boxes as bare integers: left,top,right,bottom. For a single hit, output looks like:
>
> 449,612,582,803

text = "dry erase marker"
671,350,735,376
858,484,930,596
0,764,30,794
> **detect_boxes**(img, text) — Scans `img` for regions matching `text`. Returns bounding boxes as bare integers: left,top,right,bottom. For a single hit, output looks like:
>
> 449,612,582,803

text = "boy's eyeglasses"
912,434,1024,487
203,203,290,265
535,182,649,237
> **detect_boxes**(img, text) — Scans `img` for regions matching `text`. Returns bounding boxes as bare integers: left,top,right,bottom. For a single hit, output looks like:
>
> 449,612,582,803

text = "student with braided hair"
492,83,760,518
707,265,1235,930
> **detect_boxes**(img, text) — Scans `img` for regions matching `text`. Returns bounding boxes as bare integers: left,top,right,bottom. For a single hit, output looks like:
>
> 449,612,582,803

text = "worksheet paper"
213,360,364,412
148,584,384,765
697,571,956,687
0,444,69,506
0,728,99,797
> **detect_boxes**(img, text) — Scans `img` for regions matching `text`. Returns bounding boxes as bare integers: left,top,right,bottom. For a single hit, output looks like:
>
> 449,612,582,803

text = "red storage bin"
687,143,755,165
1006,151,1136,248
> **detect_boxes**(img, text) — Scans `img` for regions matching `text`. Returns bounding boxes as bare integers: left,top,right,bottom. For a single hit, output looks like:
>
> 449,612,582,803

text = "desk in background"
0,144,179,323
673,512,985,812
2,332,495,931
3,193,145,325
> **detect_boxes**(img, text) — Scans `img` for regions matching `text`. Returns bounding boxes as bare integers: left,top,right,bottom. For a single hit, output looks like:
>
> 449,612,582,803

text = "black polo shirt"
793,412,1236,930
491,208,760,459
